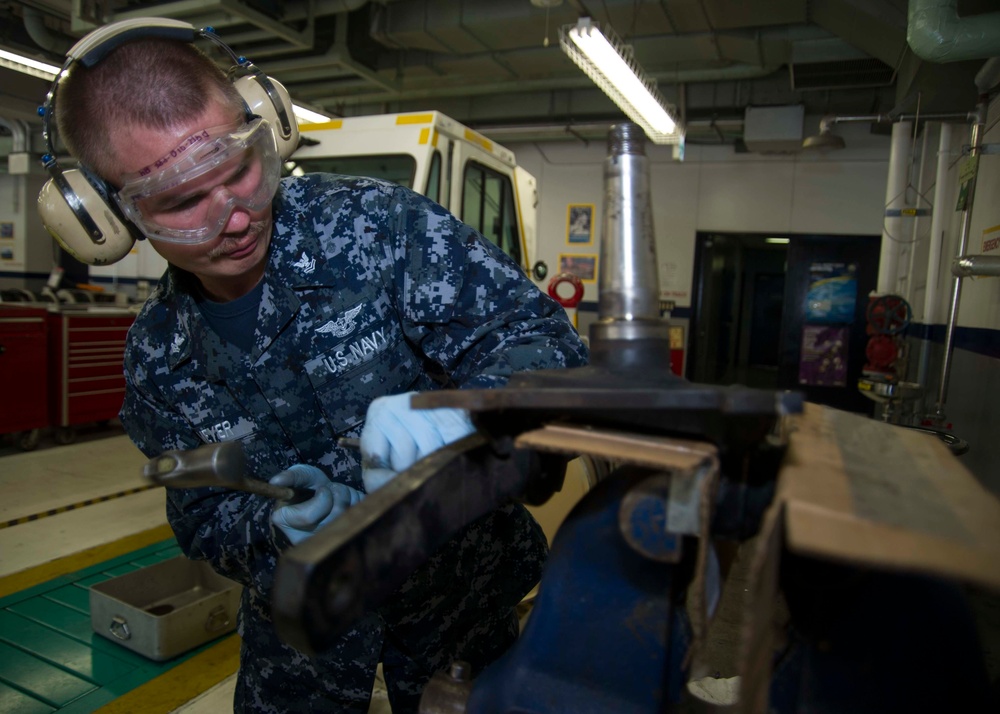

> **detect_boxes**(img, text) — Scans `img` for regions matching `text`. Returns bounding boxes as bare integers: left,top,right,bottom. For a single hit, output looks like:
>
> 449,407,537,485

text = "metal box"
89,556,242,661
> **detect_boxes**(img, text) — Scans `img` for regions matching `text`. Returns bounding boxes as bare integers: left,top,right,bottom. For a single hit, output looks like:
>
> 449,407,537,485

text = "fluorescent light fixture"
293,103,332,125
0,48,60,80
766,237,790,244
560,17,683,145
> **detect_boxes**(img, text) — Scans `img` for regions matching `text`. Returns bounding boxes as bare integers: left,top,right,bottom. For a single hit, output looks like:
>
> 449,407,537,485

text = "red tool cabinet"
0,304,50,448
48,308,135,443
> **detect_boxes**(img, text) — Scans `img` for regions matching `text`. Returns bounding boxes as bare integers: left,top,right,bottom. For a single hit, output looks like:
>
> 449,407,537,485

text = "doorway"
688,232,881,414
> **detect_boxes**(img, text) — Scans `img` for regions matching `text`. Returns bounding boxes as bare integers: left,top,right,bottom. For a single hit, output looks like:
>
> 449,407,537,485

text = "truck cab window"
290,155,416,189
425,151,442,204
462,162,522,267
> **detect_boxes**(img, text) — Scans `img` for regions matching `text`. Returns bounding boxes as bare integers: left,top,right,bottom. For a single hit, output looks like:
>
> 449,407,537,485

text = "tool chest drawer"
49,310,135,428
0,305,49,436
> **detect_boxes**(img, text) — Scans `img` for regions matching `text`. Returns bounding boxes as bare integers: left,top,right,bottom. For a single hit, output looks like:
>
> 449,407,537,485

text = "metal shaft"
590,123,671,365
597,123,661,324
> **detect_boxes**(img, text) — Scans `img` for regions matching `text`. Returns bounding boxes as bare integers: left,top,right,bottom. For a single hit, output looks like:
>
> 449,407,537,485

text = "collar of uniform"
162,269,196,371
160,268,252,378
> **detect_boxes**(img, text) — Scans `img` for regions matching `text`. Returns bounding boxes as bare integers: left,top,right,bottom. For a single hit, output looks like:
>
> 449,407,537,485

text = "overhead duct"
907,0,1000,63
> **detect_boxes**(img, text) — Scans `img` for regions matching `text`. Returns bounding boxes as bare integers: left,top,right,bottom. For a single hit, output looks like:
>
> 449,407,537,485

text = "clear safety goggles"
114,117,281,244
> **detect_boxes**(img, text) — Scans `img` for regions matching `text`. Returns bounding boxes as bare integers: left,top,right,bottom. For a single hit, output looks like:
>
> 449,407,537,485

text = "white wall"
0,172,54,284
89,236,168,288
511,119,892,307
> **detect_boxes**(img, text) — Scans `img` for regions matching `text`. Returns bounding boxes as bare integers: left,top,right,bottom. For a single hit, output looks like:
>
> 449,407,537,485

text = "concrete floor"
0,424,392,713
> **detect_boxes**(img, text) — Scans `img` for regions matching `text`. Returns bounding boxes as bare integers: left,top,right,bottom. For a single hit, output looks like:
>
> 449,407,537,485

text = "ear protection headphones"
37,17,300,266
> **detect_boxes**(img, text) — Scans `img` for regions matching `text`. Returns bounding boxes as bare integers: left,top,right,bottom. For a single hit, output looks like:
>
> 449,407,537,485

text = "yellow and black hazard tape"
0,484,158,530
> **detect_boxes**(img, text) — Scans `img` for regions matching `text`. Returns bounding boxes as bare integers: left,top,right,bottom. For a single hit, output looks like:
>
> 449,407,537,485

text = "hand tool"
143,440,314,504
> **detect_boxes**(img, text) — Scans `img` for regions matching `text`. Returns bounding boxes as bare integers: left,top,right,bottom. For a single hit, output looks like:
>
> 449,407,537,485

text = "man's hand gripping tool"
143,441,314,504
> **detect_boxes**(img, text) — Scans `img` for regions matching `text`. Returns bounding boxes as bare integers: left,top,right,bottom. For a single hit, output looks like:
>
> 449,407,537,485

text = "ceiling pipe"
975,57,1000,93
303,62,779,108
0,118,30,152
109,0,315,50
802,109,976,150
23,6,72,55
907,0,1000,63
474,117,743,143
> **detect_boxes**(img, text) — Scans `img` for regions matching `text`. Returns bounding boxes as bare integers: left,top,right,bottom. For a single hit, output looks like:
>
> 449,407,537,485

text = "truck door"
456,156,524,271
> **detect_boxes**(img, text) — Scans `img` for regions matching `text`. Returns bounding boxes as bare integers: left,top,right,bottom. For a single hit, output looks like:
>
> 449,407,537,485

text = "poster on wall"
558,254,598,282
798,325,849,387
566,204,594,245
805,262,857,323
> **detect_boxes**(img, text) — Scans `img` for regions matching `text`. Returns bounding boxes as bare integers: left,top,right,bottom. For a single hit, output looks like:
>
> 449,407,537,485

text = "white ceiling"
1,0,997,147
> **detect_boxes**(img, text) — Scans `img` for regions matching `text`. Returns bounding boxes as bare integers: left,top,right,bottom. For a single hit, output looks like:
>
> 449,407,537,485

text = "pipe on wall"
922,122,953,326
936,104,986,416
952,255,1000,278
877,121,912,294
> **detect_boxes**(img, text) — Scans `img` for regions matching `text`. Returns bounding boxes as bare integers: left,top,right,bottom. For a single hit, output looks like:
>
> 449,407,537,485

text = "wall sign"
805,262,857,324
982,224,1000,254
566,204,594,245
558,254,598,282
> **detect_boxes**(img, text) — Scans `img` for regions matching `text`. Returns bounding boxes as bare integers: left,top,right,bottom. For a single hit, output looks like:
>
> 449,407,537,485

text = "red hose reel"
547,272,585,308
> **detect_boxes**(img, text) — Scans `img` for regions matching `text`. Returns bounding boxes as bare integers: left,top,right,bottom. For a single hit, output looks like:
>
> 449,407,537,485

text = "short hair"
56,37,244,180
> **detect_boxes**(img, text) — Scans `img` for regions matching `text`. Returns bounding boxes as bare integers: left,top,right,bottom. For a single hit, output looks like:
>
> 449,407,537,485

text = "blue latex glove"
270,464,364,545
360,391,474,493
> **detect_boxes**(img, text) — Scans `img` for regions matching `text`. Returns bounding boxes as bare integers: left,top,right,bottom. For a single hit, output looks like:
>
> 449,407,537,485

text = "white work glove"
270,464,364,545
359,391,475,493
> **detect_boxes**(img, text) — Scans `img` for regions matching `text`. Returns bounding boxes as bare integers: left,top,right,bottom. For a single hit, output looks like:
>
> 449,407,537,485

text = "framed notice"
982,224,1000,253
566,204,594,245
798,325,848,387
558,254,598,282
805,262,857,324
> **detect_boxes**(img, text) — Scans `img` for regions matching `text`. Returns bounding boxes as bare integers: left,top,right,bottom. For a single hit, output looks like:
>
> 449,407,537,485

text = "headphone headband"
68,18,197,66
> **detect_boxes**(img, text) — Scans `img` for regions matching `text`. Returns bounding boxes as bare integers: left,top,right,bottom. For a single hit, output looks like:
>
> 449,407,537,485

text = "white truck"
289,111,540,279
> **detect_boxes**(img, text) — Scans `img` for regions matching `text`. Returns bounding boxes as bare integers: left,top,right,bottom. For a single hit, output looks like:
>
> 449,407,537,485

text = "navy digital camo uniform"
120,173,589,712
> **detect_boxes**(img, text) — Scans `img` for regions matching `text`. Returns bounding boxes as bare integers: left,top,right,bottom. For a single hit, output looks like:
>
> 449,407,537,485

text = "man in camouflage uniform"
56,33,587,713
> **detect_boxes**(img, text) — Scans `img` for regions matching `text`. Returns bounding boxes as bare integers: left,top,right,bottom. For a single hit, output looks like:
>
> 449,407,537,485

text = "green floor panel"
0,537,241,713
72,574,115,589
7,599,96,645
0,540,179,610
132,548,182,567
0,679,55,714
0,611,137,686
100,563,143,578
0,641,98,707
42,585,91,615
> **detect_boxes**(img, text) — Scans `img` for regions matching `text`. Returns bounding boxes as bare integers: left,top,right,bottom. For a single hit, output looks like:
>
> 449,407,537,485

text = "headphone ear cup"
38,168,138,266
233,74,299,160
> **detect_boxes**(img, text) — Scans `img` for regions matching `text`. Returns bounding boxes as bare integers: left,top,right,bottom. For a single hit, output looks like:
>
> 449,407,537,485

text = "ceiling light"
560,17,683,145
292,103,332,125
0,48,60,80
801,116,846,152
766,237,790,244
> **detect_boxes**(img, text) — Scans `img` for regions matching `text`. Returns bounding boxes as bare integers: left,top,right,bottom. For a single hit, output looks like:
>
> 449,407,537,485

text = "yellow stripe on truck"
300,120,343,132
396,113,434,125
419,127,430,145
464,129,493,153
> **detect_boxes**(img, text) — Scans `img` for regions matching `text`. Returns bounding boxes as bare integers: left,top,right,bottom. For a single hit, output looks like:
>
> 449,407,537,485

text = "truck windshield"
288,155,416,188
